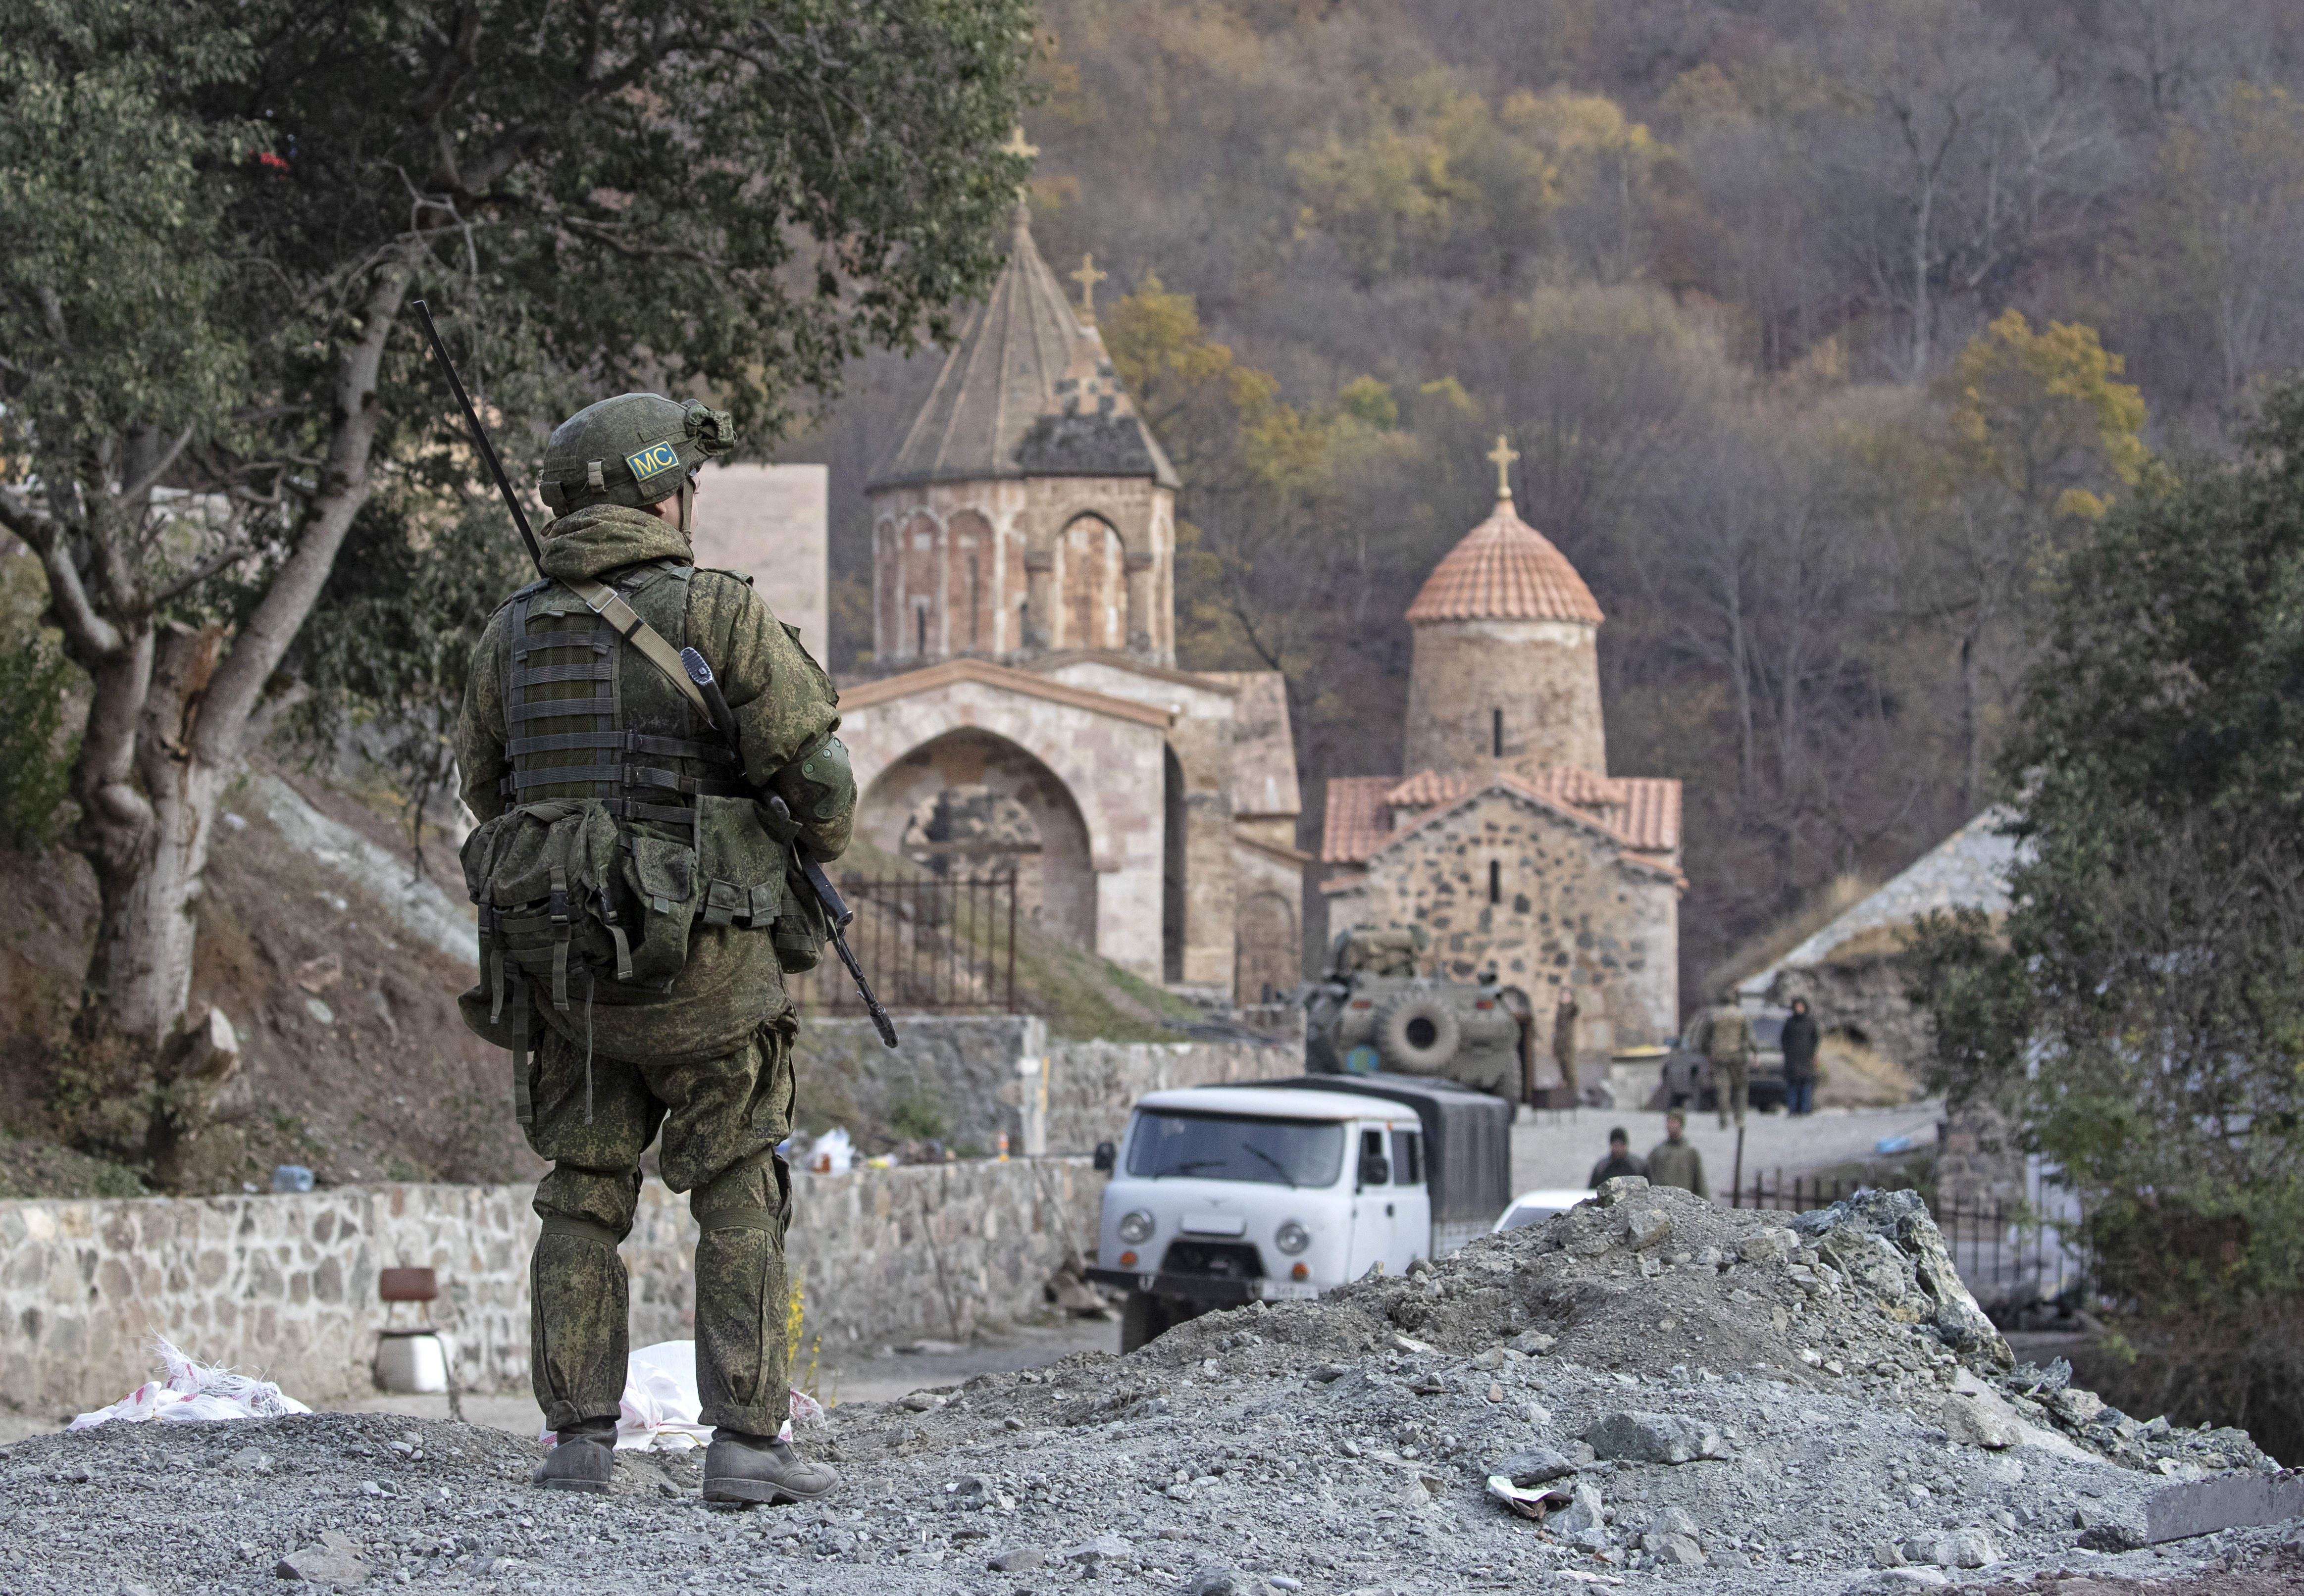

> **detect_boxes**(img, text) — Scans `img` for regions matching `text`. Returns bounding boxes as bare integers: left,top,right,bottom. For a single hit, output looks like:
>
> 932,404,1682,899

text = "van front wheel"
1120,1290,1172,1354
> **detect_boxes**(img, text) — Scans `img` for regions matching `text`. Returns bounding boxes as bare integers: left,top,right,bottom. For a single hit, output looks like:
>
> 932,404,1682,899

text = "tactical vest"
458,559,822,1119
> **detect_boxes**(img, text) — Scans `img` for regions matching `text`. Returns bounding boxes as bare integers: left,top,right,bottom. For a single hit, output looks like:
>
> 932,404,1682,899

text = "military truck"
1302,927,1531,1097
1085,1072,1515,1352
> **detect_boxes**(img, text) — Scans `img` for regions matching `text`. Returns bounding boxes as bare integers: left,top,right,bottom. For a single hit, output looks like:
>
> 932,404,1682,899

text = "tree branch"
145,542,257,609
197,259,412,765
121,421,198,506
7,491,126,661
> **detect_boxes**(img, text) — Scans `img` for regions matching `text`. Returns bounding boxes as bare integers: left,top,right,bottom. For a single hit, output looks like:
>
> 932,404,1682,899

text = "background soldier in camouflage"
1684,987,1755,1130
456,394,854,1504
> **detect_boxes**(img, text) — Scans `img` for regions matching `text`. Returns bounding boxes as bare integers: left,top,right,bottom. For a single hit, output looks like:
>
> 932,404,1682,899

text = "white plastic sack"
537,1340,826,1451
69,1337,312,1431
803,1127,853,1175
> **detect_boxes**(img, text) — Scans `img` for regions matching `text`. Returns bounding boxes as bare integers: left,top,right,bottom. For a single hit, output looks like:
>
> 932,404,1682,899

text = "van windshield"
1126,1112,1346,1188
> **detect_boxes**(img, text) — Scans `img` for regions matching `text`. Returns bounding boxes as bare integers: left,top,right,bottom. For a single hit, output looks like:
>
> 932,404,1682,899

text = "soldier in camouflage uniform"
455,394,854,1504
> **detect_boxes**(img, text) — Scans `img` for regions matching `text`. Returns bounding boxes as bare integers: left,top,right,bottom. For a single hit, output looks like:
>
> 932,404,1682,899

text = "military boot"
530,1417,617,1494
702,1428,839,1505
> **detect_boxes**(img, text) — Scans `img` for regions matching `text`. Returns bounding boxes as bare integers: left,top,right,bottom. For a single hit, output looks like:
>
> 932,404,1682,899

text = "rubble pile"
2,1183,2295,1595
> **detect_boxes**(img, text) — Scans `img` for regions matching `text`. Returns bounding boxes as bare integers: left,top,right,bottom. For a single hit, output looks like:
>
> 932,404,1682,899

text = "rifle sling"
562,575,717,723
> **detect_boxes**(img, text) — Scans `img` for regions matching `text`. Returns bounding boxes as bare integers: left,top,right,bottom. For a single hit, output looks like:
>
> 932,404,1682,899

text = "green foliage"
0,1130,146,1200
283,496,532,862
1901,906,2031,1114
0,623,77,852
1919,379,2304,1457
887,1093,947,1143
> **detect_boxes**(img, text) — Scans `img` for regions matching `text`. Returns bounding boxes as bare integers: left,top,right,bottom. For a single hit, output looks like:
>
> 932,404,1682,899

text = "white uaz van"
1085,1075,1512,1352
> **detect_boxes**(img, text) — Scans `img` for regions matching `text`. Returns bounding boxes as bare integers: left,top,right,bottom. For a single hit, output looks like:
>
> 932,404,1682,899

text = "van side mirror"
1358,1153,1390,1189
1092,1141,1116,1173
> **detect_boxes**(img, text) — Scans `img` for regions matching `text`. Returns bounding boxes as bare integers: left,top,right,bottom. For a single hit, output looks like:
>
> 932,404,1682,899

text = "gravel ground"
5,1182,2296,1596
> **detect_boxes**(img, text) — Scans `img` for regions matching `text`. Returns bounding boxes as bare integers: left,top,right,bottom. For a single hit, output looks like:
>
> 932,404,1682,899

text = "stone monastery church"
831,206,1311,1003
1321,447,1686,1062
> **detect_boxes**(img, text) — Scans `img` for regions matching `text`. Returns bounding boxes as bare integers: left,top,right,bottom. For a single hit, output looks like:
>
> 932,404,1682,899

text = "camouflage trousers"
519,1016,797,1437
1714,1056,1749,1128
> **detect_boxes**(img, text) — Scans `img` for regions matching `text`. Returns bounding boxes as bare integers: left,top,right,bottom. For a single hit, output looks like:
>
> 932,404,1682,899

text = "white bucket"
374,1330,449,1394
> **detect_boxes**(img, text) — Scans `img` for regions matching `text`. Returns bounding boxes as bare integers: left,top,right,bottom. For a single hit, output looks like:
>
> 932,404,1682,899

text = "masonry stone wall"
1403,619,1607,780
790,1016,1299,1159
793,1015,1046,1157
1356,790,1678,1053
0,1159,1105,1423
1763,954,1937,1072
1037,1036,1302,1155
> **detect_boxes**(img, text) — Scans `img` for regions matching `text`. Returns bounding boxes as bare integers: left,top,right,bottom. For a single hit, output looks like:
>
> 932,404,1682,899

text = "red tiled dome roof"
1404,498,1603,625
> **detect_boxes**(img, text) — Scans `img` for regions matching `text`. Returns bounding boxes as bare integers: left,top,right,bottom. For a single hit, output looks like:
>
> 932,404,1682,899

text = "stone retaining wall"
798,1015,1302,1157
0,1159,1103,1423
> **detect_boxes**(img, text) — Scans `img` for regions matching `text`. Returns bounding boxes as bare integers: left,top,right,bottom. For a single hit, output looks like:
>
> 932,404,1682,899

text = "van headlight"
1275,1221,1311,1255
1118,1209,1155,1244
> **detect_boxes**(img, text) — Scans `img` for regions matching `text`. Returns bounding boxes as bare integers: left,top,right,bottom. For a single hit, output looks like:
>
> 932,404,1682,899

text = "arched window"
1488,859,1501,904
1492,708,1504,758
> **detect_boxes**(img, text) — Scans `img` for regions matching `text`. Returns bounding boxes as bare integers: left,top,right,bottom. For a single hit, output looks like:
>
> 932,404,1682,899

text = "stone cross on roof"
1488,434,1519,499
999,126,1037,200
1070,253,1108,321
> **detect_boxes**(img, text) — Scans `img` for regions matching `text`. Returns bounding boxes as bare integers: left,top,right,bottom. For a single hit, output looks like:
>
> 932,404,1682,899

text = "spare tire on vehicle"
1376,995,1460,1074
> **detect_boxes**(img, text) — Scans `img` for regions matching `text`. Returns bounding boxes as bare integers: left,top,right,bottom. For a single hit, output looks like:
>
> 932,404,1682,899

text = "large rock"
1645,1533,1706,1566
1491,1445,1578,1486
1899,1529,1997,1568
1790,1190,2011,1368
2077,1473,2304,1551
1583,1411,1730,1465
1549,1480,1607,1536
1938,1388,2025,1449
277,1531,367,1586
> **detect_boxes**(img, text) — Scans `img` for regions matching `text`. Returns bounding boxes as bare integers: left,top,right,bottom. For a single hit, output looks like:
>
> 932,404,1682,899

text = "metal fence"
1732,1171,2087,1311
787,872,1021,1016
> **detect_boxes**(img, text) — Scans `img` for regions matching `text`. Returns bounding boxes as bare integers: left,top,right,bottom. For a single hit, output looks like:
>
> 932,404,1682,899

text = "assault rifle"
412,298,896,1047
681,647,898,1050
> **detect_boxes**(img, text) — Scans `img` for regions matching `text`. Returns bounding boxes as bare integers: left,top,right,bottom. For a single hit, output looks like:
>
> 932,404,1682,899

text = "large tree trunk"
52,261,409,1184
78,624,228,1047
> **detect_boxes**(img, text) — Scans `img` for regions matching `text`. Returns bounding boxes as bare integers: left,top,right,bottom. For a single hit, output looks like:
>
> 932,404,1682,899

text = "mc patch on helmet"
626,441,683,483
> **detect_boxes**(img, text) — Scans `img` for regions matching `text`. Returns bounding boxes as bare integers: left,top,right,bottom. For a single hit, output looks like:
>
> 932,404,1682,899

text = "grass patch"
0,1131,147,1200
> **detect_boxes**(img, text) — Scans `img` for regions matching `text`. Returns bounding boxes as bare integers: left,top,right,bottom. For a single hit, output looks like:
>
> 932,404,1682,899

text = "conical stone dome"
1402,473,1607,779
871,207,1177,490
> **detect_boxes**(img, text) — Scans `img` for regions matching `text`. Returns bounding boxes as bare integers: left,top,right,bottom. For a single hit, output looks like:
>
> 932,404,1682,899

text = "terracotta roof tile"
1611,777,1682,855
1384,770,1471,807
1404,498,1603,625
1513,766,1628,808
1322,777,1397,863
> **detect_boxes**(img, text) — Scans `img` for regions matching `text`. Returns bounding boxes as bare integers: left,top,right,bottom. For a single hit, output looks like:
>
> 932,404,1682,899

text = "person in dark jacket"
1781,996,1820,1116
1588,1128,1645,1188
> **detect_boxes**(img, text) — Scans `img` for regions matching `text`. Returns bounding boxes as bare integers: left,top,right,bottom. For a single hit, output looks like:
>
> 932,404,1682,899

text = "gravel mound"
5,1183,2294,1595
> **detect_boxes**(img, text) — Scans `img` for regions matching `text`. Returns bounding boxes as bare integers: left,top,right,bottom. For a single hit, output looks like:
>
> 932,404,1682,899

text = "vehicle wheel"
1375,996,1461,1074
1120,1290,1171,1355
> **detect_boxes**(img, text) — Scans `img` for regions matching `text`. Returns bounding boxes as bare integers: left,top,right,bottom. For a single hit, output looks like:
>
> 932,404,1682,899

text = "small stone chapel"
830,204,1309,1003
1320,441,1685,1065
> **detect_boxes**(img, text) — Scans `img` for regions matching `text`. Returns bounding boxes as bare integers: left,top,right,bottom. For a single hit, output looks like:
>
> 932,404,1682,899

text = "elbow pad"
770,734,855,854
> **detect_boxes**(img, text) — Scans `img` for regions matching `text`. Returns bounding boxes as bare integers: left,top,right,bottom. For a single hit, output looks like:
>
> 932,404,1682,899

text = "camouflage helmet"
537,393,736,515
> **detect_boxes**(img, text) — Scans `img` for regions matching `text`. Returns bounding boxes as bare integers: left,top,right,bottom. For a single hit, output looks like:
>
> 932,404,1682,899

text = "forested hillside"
790,0,2304,991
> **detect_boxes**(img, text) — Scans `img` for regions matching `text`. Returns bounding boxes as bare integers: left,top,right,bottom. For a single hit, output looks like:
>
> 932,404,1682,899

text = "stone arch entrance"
1235,889,1300,1004
855,727,1096,946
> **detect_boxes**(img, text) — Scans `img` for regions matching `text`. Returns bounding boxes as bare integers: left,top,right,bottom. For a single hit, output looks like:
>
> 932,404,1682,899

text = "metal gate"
787,872,1021,1015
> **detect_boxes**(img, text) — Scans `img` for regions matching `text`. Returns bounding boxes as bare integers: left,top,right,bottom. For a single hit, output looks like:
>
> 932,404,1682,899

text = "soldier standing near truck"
1685,988,1755,1130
